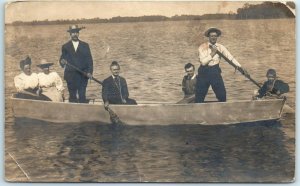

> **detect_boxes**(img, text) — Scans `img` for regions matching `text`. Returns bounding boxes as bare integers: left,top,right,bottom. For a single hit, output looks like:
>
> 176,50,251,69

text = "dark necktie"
114,77,123,100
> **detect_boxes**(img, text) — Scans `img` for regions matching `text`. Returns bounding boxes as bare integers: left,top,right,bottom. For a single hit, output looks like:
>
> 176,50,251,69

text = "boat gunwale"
12,116,281,126
10,95,285,107
10,94,287,125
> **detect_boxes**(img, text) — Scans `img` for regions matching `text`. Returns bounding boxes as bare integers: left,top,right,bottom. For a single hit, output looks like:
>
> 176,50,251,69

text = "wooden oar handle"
209,45,261,88
65,62,103,85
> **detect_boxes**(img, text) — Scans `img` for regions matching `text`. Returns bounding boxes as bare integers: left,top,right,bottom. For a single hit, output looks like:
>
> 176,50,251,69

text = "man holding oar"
102,61,137,109
196,27,248,103
59,25,93,103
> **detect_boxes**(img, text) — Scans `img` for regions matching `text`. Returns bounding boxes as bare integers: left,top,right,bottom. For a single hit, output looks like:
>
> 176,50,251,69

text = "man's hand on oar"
64,61,103,85
209,45,261,88
86,72,93,79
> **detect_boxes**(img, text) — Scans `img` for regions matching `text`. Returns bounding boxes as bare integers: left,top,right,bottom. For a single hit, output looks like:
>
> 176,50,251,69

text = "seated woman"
255,69,289,99
37,59,64,102
102,61,137,109
14,56,49,100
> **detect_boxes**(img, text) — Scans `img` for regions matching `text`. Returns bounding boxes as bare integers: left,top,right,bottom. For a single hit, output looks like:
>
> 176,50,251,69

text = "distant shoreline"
6,17,296,26
6,2,295,26
5,17,295,27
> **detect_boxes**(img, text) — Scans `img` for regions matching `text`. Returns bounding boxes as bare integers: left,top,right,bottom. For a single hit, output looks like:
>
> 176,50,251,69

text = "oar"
177,47,262,104
209,45,262,88
65,62,103,85
65,62,123,125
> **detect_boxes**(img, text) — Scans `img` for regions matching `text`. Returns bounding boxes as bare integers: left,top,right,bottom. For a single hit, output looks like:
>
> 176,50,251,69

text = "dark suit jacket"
60,40,93,81
102,76,129,104
258,79,289,98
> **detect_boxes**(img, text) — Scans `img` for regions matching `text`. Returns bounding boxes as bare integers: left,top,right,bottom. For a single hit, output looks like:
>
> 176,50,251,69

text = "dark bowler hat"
204,27,222,37
67,25,85,33
266,69,277,78
19,56,32,69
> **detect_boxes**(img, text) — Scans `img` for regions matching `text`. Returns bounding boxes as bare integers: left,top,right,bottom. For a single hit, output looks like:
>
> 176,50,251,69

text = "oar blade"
106,107,124,125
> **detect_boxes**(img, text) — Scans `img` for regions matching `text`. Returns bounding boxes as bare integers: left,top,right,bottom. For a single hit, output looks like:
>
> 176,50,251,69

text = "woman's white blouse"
14,72,39,92
37,72,64,91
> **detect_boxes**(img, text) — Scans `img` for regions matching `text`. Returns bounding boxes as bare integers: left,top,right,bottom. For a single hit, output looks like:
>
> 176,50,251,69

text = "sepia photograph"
4,0,295,182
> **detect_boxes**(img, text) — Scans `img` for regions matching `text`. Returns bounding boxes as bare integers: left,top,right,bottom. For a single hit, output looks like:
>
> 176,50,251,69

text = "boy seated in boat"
102,61,137,109
179,63,197,103
254,69,289,99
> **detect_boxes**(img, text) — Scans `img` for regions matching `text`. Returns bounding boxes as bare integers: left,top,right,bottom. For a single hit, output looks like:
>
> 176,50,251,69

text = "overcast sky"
5,1,264,23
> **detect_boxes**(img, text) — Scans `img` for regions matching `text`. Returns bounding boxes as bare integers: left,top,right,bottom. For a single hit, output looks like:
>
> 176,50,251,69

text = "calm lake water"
5,19,295,182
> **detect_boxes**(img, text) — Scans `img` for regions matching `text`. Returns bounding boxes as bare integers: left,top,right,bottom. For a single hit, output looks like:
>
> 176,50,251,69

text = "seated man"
255,69,289,99
177,63,197,103
102,61,137,108
182,63,197,96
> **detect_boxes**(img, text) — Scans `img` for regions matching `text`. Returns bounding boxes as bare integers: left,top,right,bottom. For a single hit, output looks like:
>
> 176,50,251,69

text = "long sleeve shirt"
14,72,39,92
198,42,241,67
37,72,64,92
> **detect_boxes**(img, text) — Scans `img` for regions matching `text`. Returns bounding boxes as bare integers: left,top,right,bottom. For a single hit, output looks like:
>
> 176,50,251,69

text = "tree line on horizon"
9,2,295,26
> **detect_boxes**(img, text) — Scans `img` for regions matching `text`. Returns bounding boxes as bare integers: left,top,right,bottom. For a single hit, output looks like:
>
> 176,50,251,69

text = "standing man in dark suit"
102,61,137,109
59,25,93,103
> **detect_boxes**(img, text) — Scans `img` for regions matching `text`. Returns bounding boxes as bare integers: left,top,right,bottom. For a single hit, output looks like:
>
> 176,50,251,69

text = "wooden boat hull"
11,97,286,125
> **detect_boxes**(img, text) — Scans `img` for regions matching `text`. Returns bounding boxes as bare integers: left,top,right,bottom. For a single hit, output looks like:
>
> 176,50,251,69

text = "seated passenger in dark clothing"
177,63,197,103
102,61,137,109
182,63,197,98
256,69,289,98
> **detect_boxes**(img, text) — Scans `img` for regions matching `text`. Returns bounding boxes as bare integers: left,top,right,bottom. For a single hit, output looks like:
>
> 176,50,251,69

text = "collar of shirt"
72,41,79,51
112,75,120,79
191,74,196,80
186,74,196,80
21,72,36,77
207,42,220,49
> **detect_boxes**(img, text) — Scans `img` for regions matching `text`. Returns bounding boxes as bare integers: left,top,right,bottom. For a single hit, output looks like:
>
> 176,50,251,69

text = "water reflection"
10,117,293,182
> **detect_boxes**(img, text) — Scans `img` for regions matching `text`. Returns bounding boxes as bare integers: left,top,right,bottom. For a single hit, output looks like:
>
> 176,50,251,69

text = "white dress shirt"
72,41,79,52
198,42,241,67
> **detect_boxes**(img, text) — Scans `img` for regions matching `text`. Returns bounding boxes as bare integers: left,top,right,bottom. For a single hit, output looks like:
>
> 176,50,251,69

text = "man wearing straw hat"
59,25,93,103
196,27,248,103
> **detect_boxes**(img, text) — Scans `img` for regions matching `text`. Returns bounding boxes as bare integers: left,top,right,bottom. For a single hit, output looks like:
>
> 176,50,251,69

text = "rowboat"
11,94,288,125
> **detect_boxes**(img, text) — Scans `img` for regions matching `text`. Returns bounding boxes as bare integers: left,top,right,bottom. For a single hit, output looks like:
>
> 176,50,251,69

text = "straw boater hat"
67,25,84,33
204,27,222,37
19,56,31,69
37,59,54,68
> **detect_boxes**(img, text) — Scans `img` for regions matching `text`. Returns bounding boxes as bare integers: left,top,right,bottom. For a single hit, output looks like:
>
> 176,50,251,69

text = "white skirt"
41,86,63,102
